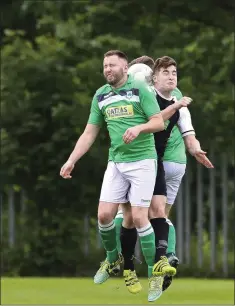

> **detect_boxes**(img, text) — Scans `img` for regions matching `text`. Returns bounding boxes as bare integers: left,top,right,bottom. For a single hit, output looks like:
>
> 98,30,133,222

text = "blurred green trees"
1,0,234,276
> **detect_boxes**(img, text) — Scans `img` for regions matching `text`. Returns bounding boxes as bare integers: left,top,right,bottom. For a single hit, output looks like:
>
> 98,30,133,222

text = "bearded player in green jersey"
60,50,177,302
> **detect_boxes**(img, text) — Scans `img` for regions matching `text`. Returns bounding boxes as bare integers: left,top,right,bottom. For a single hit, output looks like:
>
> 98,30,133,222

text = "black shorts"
153,159,167,196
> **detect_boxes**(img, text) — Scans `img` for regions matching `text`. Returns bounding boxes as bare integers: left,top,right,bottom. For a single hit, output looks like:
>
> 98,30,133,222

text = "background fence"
1,151,233,278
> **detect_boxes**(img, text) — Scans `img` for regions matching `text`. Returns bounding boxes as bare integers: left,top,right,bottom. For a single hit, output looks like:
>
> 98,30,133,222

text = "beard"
104,70,124,86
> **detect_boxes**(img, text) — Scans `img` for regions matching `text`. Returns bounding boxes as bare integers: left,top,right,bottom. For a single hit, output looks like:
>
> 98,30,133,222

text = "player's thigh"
163,161,186,205
100,161,129,203
120,159,157,207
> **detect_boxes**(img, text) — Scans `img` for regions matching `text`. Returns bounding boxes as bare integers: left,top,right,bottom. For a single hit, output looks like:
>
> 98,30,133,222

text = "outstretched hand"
194,149,214,168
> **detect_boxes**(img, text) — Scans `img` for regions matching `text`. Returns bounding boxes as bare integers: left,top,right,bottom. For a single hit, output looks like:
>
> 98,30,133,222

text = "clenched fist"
174,96,193,110
60,160,75,179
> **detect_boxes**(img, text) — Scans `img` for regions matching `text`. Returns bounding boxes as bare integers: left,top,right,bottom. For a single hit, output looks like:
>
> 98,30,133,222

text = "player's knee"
131,207,149,228
149,207,166,218
98,211,113,224
132,214,149,228
149,195,166,218
132,216,142,228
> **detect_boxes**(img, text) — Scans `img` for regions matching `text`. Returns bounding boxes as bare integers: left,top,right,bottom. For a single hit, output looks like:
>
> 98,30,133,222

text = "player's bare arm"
183,134,214,168
123,113,164,144
161,97,192,121
60,124,100,179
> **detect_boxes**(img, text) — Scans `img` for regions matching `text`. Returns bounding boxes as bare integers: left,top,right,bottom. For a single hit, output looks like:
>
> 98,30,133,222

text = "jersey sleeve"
88,94,104,126
139,84,160,118
177,108,195,137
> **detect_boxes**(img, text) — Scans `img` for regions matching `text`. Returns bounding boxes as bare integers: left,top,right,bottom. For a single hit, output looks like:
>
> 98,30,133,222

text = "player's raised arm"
160,96,192,121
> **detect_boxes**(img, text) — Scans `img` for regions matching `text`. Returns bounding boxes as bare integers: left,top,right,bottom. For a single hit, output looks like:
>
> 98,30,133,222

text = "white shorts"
100,159,157,207
163,161,186,205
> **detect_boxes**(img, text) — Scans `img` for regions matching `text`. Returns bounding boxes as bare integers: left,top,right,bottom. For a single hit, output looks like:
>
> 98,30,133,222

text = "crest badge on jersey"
126,91,133,99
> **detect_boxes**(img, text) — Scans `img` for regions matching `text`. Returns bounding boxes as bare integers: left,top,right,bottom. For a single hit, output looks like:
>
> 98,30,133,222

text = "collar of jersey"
107,74,133,91
154,88,174,101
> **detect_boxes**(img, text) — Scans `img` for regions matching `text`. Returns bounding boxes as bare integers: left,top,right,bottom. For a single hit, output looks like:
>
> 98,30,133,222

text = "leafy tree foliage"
1,0,234,275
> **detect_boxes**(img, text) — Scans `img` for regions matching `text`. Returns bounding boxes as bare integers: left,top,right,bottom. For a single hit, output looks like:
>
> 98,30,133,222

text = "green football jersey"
163,88,187,164
88,75,161,162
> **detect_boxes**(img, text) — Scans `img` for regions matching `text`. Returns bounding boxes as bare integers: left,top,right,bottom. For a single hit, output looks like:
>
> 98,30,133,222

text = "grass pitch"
1,277,234,304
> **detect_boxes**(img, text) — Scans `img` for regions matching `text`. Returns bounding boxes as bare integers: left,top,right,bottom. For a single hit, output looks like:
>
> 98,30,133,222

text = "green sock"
114,214,123,253
137,223,156,277
99,220,118,263
166,218,176,255
148,265,154,277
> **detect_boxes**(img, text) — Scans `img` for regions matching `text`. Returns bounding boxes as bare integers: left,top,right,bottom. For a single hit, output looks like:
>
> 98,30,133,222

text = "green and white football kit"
91,74,173,302
88,74,160,207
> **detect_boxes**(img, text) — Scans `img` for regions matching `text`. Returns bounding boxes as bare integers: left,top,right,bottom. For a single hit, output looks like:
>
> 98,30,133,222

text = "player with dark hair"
111,55,213,300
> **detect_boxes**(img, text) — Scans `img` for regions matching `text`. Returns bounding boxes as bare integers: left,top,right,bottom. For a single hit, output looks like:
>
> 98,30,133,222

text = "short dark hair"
153,56,177,74
104,50,128,62
129,55,154,69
